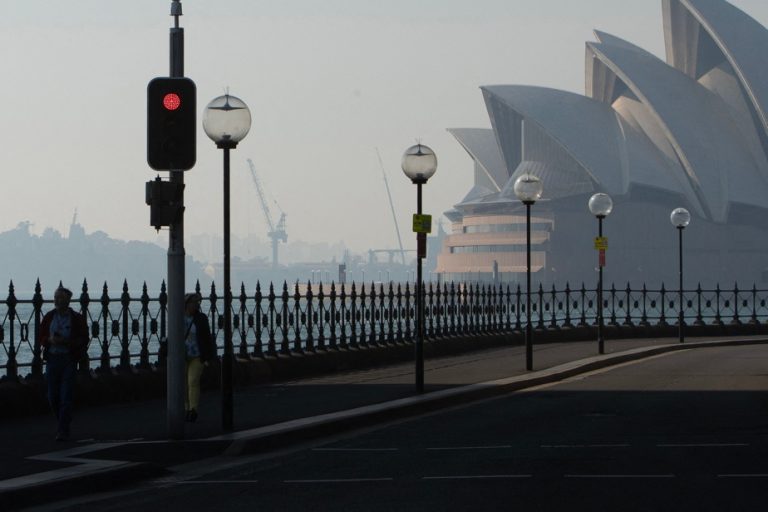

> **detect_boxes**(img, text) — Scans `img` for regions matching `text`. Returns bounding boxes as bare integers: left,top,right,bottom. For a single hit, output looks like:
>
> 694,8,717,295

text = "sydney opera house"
437,0,768,288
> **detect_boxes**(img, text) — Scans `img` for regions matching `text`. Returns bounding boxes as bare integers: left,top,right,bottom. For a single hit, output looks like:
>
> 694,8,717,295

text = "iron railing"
2,279,768,380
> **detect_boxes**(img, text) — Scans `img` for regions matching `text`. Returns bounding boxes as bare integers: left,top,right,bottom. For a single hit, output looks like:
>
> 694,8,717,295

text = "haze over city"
1,0,767,261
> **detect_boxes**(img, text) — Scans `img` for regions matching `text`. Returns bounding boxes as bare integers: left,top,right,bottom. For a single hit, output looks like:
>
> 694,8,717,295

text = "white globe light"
589,193,613,218
202,94,251,148
670,207,691,228
513,174,543,204
401,144,438,184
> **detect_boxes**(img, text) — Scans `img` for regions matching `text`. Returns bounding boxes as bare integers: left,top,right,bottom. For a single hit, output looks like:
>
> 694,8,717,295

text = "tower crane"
247,159,287,268
376,148,406,265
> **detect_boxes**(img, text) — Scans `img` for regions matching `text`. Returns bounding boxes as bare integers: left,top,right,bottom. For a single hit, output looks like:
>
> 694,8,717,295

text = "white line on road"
427,445,512,451
312,448,399,452
657,443,749,448
423,475,532,480
717,474,768,478
284,478,394,483
172,480,260,484
541,444,630,448
565,474,675,479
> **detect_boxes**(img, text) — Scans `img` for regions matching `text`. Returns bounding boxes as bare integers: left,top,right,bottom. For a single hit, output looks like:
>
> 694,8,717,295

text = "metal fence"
2,279,768,380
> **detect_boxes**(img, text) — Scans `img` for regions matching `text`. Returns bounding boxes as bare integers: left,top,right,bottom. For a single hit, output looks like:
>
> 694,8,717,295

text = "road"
36,344,768,511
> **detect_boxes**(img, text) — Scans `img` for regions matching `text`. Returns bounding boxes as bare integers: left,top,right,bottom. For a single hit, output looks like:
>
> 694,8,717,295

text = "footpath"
1,334,766,509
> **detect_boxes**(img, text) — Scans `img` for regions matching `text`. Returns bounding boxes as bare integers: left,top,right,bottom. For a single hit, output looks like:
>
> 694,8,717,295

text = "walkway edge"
215,338,767,455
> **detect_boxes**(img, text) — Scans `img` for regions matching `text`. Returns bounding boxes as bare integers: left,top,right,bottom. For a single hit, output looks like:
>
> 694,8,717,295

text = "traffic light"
145,176,184,230
147,77,196,171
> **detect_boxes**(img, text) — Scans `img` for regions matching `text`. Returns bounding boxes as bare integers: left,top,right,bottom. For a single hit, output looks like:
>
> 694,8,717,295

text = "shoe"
188,409,198,423
55,432,69,442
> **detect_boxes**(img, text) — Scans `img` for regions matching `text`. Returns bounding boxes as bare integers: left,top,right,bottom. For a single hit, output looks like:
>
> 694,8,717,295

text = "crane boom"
247,158,276,233
247,158,288,268
376,148,406,265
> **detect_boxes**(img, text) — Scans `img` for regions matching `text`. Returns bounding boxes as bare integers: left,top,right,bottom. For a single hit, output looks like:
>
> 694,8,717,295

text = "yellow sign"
413,214,433,234
594,236,608,250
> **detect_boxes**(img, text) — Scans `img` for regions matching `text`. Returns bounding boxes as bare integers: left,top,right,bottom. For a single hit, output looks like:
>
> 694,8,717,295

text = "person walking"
184,292,215,422
39,287,89,441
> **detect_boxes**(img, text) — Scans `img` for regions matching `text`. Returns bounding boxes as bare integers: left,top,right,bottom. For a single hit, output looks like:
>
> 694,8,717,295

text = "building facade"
437,0,768,288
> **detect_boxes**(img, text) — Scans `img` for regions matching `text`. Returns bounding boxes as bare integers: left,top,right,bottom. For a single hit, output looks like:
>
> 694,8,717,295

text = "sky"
1,0,767,257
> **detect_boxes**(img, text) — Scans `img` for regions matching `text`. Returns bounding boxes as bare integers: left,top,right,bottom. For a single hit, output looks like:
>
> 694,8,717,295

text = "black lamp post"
513,174,543,371
203,93,251,431
401,143,437,394
670,207,690,344
588,193,613,354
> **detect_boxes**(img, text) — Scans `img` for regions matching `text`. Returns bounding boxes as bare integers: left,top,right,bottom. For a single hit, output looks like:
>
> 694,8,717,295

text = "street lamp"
670,207,690,344
402,143,437,393
588,193,613,355
513,174,543,371
203,93,251,431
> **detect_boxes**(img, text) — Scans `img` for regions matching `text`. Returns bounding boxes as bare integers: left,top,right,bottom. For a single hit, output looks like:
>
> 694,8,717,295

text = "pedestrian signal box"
147,77,196,171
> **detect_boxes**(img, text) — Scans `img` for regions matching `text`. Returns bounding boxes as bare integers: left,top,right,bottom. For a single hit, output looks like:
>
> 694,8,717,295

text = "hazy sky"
1,0,767,255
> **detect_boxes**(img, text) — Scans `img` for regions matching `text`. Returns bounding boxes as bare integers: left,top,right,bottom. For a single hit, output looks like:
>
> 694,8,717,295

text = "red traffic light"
163,93,181,111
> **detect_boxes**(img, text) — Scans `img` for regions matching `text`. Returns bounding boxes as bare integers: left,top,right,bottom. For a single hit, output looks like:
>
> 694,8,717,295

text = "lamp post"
588,193,613,354
513,174,543,371
401,143,437,393
203,93,251,431
670,207,690,344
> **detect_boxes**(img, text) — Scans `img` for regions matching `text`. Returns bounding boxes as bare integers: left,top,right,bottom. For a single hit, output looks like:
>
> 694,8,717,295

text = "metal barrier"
2,279,768,380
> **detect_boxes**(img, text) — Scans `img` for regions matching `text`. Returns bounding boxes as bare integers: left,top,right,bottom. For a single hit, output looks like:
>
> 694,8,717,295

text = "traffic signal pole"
167,0,186,440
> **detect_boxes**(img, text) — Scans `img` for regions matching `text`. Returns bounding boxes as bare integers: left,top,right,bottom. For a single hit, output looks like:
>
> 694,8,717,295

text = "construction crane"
376,148,406,265
246,158,287,268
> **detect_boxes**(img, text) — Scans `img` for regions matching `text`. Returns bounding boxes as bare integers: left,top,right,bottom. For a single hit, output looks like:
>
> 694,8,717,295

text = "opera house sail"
438,0,768,287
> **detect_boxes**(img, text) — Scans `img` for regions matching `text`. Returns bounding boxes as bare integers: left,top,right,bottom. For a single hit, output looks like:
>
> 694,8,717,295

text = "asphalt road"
36,344,768,512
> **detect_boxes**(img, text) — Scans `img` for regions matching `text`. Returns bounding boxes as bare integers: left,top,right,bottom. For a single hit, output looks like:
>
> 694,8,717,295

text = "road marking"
658,443,749,448
312,448,399,452
173,480,260,484
541,444,630,449
427,445,512,451
718,474,768,478
423,475,531,480
565,474,675,479
284,478,394,483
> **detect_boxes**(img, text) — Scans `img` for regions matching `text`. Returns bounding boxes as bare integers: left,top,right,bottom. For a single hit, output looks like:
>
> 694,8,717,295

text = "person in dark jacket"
183,292,216,422
39,287,89,441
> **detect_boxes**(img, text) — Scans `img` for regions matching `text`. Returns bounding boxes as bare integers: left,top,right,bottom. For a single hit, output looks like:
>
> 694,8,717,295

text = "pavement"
1,334,767,510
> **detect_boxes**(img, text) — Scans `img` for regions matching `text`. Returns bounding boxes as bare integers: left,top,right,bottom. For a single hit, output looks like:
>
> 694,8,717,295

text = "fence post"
120,280,131,371
450,282,458,335
537,283,545,330
750,284,759,325
238,284,249,358
5,281,18,381
579,283,588,327
317,283,326,351
139,282,150,368
623,283,633,326
640,284,649,326
99,282,110,371
292,282,302,353
339,283,348,348
659,283,667,327
330,282,339,349
31,279,44,378
351,282,359,348
714,284,723,326
563,282,572,328
609,283,618,326
732,283,741,325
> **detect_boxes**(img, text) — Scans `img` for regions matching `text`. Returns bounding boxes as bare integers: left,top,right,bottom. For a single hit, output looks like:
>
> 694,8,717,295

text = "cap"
184,292,201,305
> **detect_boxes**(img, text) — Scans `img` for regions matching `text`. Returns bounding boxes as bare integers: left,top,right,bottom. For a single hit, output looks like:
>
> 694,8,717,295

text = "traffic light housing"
146,177,184,230
147,77,196,171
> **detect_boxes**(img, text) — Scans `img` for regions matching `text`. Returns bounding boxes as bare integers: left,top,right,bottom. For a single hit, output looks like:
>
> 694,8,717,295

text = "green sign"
413,214,432,234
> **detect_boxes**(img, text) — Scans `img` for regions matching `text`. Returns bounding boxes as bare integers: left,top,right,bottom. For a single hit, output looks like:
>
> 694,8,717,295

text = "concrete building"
438,0,768,288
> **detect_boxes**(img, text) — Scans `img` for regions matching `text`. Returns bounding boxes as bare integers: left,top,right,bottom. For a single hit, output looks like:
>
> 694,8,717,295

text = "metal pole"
415,182,424,393
678,226,684,344
597,216,604,354
222,147,234,430
167,0,186,440
525,202,533,371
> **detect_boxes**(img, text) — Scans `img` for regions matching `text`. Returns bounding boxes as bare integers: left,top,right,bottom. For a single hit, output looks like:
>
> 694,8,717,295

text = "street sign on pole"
594,236,608,250
413,214,432,234
599,248,606,267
